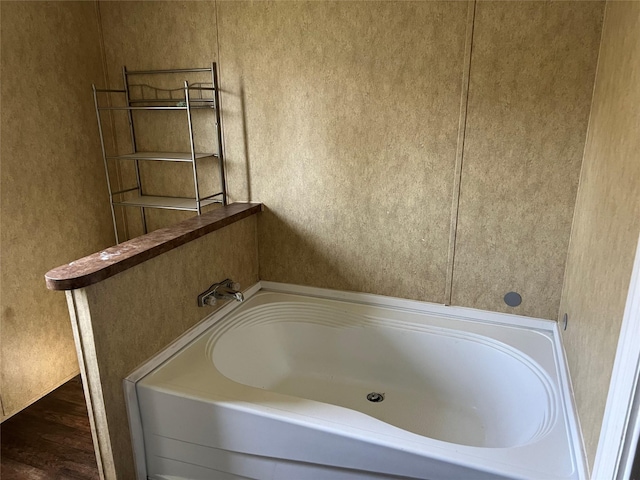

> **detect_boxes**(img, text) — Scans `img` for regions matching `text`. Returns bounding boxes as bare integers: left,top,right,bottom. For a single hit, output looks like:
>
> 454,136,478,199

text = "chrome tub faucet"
198,279,244,307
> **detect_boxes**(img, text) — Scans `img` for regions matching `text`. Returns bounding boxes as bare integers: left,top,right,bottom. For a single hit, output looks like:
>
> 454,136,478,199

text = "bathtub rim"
123,280,587,480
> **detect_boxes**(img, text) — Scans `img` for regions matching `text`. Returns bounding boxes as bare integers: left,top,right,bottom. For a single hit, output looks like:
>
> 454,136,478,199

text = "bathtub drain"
367,392,385,403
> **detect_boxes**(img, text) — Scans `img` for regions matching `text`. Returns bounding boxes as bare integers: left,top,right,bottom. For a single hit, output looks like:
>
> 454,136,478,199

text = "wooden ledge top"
45,203,262,291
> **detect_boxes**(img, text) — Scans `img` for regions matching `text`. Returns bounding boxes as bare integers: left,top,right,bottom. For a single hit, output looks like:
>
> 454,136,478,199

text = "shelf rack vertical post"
184,80,203,214
92,85,121,245
122,66,147,234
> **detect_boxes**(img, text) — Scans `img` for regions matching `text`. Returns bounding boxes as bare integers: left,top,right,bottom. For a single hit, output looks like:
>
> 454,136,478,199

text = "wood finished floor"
1,376,99,479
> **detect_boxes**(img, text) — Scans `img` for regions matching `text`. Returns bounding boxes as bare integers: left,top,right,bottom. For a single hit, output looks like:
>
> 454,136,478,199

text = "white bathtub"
126,282,586,480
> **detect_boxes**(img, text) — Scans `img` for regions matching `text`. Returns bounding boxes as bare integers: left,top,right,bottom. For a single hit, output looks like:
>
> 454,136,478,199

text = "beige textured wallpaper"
0,1,114,419
559,0,640,467
451,0,604,319
218,1,470,303
70,216,259,478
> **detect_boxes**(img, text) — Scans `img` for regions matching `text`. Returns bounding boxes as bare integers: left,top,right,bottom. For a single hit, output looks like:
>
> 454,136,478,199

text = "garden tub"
127,282,585,479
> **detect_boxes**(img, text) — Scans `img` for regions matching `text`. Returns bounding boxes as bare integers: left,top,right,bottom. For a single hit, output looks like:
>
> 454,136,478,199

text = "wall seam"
556,1,608,325
94,0,129,242
445,0,477,306
214,0,223,83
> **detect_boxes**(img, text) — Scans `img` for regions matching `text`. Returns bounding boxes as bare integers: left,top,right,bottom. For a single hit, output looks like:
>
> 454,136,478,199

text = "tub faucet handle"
202,296,217,307
198,279,243,307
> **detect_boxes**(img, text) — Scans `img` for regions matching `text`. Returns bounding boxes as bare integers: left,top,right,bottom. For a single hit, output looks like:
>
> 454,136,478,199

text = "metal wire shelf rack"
92,63,227,244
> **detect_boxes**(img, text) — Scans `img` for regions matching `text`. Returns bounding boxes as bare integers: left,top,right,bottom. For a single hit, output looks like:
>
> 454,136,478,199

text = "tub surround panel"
66,215,260,478
451,0,604,320
559,0,640,467
92,0,604,322
217,1,469,304
0,1,114,420
45,203,262,291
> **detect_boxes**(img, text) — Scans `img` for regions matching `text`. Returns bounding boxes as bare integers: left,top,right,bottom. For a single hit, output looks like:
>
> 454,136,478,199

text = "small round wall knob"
504,291,522,307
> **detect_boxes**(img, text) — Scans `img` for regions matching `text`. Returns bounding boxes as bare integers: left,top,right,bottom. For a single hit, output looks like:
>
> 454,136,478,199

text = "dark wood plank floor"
1,376,99,479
